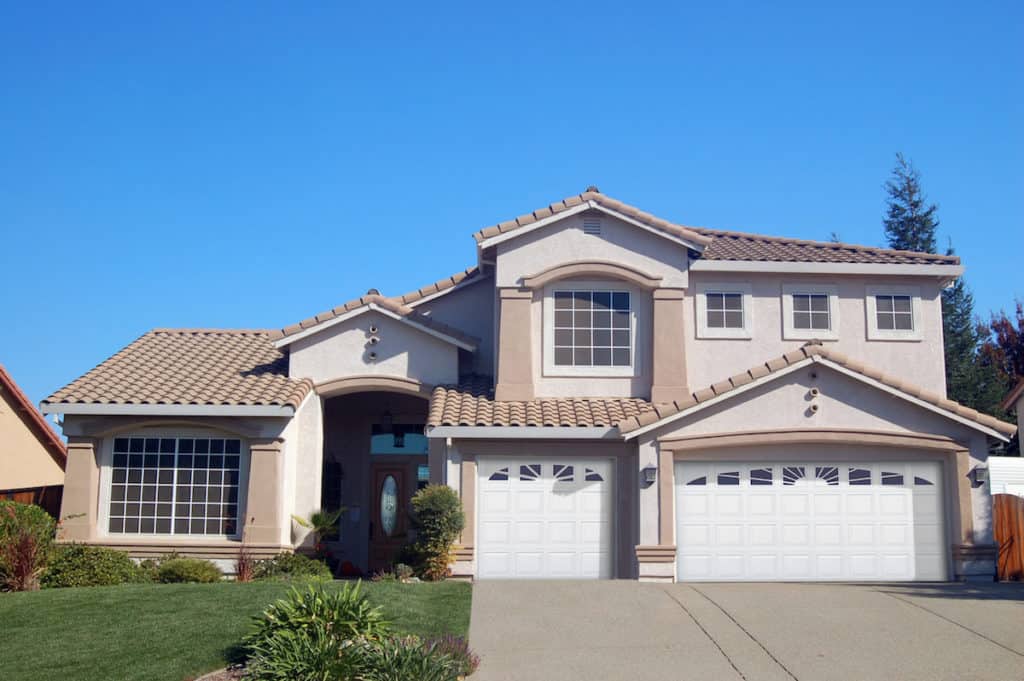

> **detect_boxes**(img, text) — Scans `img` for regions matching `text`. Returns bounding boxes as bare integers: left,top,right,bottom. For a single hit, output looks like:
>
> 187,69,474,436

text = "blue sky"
1,0,1021,407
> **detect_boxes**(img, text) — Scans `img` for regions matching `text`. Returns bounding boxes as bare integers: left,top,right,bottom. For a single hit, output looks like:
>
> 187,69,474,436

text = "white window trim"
97,428,251,541
695,282,753,339
781,284,840,341
542,281,638,377
865,285,923,342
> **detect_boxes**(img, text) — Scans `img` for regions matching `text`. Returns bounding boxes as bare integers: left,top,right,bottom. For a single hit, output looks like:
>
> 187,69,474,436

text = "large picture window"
552,290,631,367
107,436,242,536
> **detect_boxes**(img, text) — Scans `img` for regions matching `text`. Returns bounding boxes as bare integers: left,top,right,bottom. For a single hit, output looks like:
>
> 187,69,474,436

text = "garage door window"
782,466,806,485
750,468,773,485
585,468,604,482
554,464,575,482
519,464,541,481
849,467,872,485
815,466,840,485
717,471,740,485
489,467,510,481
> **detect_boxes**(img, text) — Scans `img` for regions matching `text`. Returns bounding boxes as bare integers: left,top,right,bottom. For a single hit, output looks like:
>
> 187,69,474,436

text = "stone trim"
659,429,965,453
635,545,677,562
522,260,663,290
315,375,432,400
453,544,475,561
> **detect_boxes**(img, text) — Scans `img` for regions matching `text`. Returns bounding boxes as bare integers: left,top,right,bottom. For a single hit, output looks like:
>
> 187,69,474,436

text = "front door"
368,460,425,572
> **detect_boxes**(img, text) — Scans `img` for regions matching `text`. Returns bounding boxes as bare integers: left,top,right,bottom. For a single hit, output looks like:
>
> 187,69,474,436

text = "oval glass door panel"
380,475,398,537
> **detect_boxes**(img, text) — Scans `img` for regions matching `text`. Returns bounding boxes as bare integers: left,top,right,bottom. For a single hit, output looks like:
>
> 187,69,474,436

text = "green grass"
0,580,472,681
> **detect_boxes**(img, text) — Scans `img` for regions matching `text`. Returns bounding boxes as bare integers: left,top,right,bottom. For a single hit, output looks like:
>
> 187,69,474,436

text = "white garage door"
676,461,946,581
477,458,614,579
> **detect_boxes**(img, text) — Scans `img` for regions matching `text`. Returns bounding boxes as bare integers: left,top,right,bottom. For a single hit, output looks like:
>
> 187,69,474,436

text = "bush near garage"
0,501,56,592
157,557,223,583
251,551,332,581
42,544,151,588
409,485,465,581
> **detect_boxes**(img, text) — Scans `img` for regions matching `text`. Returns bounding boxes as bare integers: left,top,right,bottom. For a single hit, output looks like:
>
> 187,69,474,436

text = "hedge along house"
43,188,1017,580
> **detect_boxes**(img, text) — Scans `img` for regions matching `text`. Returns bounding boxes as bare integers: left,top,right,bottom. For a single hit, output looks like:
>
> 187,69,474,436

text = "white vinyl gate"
676,461,946,581
476,458,614,579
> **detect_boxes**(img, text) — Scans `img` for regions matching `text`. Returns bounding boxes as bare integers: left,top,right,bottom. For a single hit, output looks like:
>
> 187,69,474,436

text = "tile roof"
474,189,959,266
473,190,713,249
427,375,656,428
0,364,66,466
269,267,483,345
617,342,1017,437
42,330,314,409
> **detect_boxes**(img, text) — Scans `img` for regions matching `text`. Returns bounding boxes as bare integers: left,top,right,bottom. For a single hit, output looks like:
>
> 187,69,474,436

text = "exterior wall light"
641,465,658,485
970,466,989,486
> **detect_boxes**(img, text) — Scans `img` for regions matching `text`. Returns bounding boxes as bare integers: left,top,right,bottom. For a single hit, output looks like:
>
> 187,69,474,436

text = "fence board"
994,493,1024,581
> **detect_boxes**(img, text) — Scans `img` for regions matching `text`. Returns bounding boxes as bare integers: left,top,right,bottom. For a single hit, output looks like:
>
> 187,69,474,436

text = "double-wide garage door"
676,461,947,581
477,458,614,579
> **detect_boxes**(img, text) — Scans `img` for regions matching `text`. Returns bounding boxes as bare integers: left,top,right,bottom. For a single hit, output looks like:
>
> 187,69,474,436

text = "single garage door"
676,461,946,581
477,458,614,579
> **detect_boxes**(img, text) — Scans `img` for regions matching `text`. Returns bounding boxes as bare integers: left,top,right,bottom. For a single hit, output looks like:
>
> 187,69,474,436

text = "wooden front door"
368,460,425,572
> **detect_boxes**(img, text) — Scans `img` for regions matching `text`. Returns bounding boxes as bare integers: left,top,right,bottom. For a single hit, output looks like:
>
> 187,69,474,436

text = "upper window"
865,285,922,341
107,436,244,537
782,284,839,341
696,282,753,339
544,285,636,377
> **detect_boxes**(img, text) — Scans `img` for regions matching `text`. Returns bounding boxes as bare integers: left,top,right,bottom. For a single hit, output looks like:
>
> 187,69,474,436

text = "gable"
495,211,692,289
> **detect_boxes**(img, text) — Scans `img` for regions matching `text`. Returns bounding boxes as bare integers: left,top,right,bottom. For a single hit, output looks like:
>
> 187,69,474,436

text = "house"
41,188,1017,581
1,364,66,517
1001,379,1024,439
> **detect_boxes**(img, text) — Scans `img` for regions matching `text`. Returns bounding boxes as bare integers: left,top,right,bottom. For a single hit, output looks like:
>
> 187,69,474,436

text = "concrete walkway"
468,581,1024,681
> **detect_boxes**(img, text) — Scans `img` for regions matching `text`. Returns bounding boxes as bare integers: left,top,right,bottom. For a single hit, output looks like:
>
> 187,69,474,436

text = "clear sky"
2,0,1021,407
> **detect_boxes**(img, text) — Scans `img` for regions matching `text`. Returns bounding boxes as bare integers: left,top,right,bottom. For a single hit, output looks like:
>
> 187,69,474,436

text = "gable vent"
582,218,602,235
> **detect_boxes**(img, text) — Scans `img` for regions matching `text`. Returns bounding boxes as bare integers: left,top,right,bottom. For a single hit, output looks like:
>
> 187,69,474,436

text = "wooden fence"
994,493,1024,581
0,485,63,519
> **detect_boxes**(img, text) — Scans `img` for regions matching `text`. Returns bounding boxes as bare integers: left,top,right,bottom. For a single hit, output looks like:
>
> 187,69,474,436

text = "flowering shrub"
0,501,55,592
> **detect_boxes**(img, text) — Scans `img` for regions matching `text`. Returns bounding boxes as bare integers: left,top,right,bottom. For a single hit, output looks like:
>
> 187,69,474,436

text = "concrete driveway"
469,581,1024,681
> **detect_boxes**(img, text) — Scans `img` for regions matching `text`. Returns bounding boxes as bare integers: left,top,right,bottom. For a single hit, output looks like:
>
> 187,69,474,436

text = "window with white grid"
107,436,242,536
552,290,631,367
792,293,831,330
705,292,744,329
875,294,913,331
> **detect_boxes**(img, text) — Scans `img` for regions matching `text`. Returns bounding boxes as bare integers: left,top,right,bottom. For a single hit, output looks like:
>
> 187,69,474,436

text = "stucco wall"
412,275,495,376
0,390,64,489
288,309,460,389
284,393,324,548
495,213,691,289
638,364,995,544
685,273,947,395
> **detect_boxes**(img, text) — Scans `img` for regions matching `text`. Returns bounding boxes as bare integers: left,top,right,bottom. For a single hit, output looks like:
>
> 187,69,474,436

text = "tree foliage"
979,300,1024,386
883,153,939,254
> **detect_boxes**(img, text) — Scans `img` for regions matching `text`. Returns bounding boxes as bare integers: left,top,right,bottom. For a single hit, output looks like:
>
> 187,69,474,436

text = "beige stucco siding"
495,214,690,289
412,275,495,376
685,273,947,396
288,309,460,389
0,390,64,489
283,393,323,548
637,364,994,545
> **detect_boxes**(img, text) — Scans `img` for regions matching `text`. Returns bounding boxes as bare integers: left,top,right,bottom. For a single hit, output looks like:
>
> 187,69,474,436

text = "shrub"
393,563,414,582
243,621,363,681
358,635,467,681
245,581,389,651
426,635,480,677
42,544,148,588
409,485,465,581
252,551,332,581
0,501,55,591
157,557,223,583
236,545,256,583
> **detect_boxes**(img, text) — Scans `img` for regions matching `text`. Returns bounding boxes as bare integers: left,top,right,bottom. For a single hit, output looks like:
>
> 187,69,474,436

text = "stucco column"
58,437,100,541
651,288,688,404
495,288,534,401
244,439,284,545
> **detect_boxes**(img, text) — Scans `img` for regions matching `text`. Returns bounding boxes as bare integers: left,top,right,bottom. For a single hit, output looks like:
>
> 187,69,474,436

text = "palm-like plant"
292,508,345,560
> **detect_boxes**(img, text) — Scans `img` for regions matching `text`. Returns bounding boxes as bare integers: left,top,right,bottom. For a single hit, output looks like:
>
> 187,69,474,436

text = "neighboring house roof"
475,188,959,266
617,342,1017,440
427,374,656,428
1001,378,1024,412
0,364,66,468
269,269,483,347
41,330,314,415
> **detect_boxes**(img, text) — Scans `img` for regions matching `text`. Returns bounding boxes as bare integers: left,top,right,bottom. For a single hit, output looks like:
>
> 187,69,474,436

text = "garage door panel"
477,458,615,579
677,461,947,582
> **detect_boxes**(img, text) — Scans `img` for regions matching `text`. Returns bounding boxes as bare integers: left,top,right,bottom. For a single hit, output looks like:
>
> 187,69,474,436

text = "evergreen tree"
883,153,939,254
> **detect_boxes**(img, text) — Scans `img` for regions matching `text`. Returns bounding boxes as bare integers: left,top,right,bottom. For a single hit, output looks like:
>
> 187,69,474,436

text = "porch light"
641,465,658,485
970,466,989,486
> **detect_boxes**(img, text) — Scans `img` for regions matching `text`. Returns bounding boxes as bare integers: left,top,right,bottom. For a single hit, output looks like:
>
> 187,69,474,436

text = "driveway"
469,581,1024,681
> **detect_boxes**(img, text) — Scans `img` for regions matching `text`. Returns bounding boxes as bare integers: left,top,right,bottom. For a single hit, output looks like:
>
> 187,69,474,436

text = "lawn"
0,580,472,681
